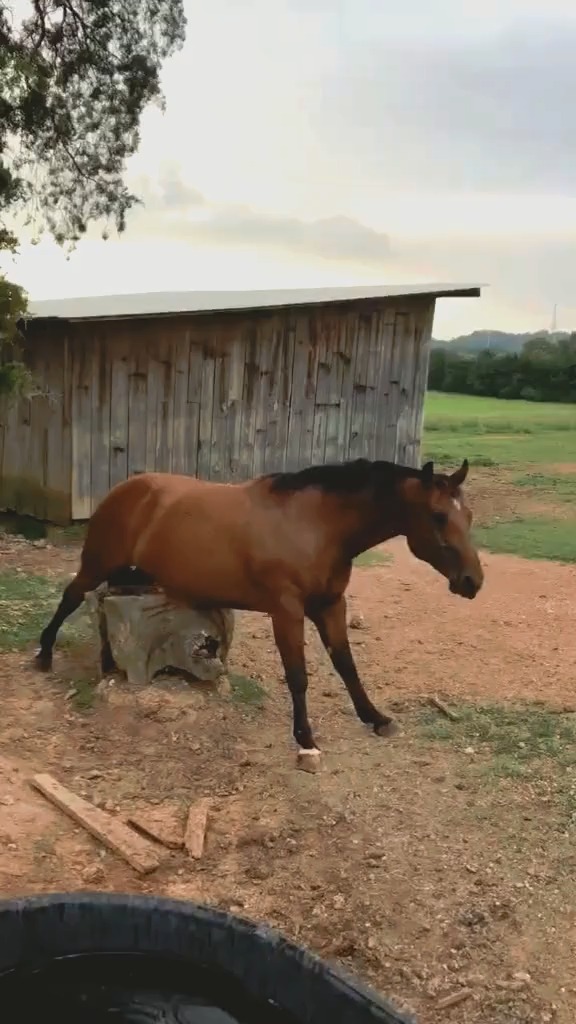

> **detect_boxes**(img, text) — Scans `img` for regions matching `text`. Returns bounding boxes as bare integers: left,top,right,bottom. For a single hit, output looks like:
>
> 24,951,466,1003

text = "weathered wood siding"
0,296,435,522
0,329,72,523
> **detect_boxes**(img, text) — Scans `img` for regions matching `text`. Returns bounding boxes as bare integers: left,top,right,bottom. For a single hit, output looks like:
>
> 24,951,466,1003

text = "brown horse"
35,458,483,767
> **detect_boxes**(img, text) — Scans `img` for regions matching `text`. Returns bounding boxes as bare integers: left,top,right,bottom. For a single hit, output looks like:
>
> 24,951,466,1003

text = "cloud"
312,18,576,193
128,174,392,267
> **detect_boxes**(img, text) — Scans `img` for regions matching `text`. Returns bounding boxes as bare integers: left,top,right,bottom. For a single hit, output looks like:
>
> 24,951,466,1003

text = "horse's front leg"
309,596,397,737
271,605,320,772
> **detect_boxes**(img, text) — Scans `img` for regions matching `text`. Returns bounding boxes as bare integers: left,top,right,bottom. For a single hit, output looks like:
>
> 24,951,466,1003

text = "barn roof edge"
23,283,483,325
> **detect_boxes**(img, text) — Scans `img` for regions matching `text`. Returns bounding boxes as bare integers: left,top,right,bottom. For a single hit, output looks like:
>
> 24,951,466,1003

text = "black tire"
0,892,416,1023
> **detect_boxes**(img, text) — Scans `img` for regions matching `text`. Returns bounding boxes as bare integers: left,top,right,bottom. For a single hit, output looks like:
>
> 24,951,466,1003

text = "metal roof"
25,284,482,324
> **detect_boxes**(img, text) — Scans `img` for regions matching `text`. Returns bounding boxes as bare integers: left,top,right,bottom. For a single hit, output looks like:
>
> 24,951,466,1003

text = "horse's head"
399,459,484,599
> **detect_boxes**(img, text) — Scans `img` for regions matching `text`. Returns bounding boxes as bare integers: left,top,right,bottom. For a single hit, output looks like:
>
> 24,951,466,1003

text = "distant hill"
432,330,570,355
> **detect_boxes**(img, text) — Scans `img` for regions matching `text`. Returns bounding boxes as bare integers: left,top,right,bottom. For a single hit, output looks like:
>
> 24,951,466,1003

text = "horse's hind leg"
97,609,117,675
34,568,100,672
308,596,398,738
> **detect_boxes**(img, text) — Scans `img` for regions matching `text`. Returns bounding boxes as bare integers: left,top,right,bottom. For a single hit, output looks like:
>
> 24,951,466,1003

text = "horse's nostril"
462,575,478,596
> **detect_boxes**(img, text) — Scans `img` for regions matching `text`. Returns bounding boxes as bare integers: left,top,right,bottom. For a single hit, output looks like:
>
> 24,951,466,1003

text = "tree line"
428,334,576,403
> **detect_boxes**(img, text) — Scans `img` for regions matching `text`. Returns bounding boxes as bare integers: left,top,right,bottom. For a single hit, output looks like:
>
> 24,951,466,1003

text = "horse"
35,457,483,770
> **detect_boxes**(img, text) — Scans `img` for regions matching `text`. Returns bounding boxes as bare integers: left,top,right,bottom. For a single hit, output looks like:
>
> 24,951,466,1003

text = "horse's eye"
432,511,448,529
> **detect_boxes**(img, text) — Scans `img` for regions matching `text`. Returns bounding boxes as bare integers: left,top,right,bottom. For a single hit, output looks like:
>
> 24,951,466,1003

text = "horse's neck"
328,490,403,560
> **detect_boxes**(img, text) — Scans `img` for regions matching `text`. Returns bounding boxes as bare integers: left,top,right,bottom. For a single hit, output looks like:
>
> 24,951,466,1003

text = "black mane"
267,458,424,495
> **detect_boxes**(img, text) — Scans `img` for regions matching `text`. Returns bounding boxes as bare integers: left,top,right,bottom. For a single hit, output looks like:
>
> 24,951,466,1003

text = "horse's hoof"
374,719,399,738
296,748,321,773
34,649,52,673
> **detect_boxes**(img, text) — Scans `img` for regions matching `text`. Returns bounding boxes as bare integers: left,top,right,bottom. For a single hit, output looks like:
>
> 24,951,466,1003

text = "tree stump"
85,583,234,687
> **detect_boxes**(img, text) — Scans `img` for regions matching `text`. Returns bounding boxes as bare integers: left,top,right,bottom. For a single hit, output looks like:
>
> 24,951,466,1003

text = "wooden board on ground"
184,798,210,859
31,773,162,875
126,803,185,851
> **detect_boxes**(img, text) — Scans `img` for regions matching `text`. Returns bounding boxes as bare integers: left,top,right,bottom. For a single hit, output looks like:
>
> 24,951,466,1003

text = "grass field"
423,392,576,562
424,391,576,467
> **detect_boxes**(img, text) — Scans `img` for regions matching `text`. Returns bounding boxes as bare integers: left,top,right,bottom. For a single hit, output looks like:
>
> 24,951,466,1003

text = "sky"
3,0,576,338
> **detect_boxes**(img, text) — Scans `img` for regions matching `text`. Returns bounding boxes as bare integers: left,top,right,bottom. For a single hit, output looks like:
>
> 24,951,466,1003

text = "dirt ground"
1,527,575,1024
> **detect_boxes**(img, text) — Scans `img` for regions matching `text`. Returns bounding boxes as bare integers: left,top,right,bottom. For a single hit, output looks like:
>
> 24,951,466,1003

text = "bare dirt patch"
465,467,576,526
0,535,575,1023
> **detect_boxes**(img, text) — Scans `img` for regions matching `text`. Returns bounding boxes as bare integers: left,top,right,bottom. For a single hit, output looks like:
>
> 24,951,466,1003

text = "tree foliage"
0,0,186,394
428,334,576,403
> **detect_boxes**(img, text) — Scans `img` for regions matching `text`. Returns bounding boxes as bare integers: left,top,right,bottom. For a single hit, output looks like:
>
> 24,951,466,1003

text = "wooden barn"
0,283,480,524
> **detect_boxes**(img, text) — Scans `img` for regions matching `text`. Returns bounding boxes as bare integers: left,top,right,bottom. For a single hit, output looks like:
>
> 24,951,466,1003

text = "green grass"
67,678,98,711
229,673,266,707
474,518,576,563
420,701,576,779
423,391,576,467
354,549,392,568
0,571,91,652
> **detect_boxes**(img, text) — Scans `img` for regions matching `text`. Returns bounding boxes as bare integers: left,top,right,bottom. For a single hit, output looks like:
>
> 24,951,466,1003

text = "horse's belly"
135,545,263,611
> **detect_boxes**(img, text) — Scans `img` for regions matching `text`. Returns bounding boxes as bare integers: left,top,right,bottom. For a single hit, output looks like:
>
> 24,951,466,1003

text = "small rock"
247,863,271,881
82,864,106,883
512,971,532,985
348,613,367,630
86,769,103,780
0,795,14,806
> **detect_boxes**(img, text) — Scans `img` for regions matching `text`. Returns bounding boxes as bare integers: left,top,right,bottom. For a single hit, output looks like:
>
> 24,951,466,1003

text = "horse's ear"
421,461,435,489
450,459,469,489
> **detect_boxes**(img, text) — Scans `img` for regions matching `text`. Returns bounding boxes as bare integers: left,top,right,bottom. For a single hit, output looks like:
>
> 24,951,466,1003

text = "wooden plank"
311,318,331,465
226,333,247,480
209,344,229,481
375,312,396,462
409,299,435,467
285,314,309,471
337,312,356,462
127,342,148,477
323,316,344,464
171,332,190,475
272,316,296,473
155,334,175,472
238,322,259,479
185,339,204,477
145,341,160,472
349,313,371,460
31,773,162,875
361,312,381,461
70,332,94,518
127,804,185,850
395,310,417,465
252,320,272,478
197,343,215,479
109,333,130,487
387,311,408,462
297,314,318,469
90,331,112,509
262,321,280,473
184,798,210,860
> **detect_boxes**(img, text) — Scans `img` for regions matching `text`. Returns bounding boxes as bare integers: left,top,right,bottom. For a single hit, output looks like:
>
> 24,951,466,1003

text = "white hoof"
296,748,321,773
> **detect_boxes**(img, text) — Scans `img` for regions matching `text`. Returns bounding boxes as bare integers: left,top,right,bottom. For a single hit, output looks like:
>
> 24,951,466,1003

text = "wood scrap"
429,695,460,722
436,988,473,1010
31,773,161,875
126,804,185,850
184,798,210,859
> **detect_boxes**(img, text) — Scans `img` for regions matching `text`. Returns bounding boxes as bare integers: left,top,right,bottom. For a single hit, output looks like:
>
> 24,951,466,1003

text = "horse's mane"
267,458,425,496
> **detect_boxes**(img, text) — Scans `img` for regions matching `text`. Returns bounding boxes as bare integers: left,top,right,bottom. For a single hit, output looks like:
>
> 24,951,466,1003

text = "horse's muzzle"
449,574,482,600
